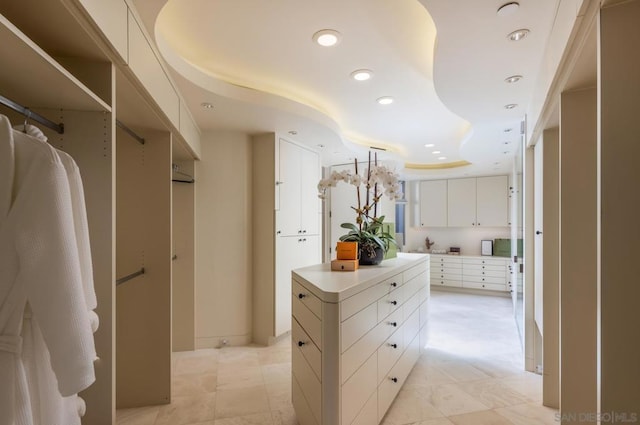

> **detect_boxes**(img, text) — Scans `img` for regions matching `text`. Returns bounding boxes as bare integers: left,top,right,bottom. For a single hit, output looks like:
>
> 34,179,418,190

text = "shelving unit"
1,6,195,423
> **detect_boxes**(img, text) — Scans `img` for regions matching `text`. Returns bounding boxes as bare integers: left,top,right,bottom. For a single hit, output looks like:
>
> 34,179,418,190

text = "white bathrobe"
16,124,98,425
0,115,96,425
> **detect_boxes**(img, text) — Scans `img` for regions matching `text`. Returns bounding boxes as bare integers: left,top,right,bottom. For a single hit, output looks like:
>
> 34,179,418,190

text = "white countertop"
292,253,429,303
428,253,510,260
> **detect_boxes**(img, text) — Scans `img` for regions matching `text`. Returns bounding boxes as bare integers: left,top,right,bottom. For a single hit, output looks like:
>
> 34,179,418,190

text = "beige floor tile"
380,387,445,424
495,403,559,425
218,347,261,368
258,347,291,366
455,379,531,408
115,406,160,425
271,405,298,425
262,363,292,385
175,355,218,376
404,363,457,389
499,373,544,403
419,383,491,417
435,361,492,382
466,358,524,379
449,410,515,425
213,412,275,425
412,419,455,425
154,393,216,425
173,373,217,397
215,385,271,419
265,381,292,411
217,365,264,390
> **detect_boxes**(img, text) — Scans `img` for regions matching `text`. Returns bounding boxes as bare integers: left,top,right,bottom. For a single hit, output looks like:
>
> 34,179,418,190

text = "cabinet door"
275,236,300,336
419,180,447,227
299,147,321,235
278,139,302,236
476,176,508,227
447,178,476,227
275,235,321,336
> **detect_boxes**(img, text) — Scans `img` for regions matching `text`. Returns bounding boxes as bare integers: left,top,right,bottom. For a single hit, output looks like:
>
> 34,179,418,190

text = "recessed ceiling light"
377,96,394,105
438,156,447,160
312,29,341,47
201,102,214,109
507,29,530,41
505,75,523,83
432,150,441,154
288,130,298,135
351,69,373,81
424,143,435,148
504,103,518,109
497,2,519,17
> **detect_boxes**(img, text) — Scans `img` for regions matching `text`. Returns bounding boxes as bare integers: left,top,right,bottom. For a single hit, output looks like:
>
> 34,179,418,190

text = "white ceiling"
134,0,560,178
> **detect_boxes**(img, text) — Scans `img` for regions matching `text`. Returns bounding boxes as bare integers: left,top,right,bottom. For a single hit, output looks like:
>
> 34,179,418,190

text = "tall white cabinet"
253,134,322,344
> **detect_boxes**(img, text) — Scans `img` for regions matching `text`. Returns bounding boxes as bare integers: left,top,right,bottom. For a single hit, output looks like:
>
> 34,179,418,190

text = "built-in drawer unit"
291,254,430,425
431,254,510,293
430,255,463,287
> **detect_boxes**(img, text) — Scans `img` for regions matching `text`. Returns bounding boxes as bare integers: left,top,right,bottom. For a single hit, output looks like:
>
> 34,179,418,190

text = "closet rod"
116,267,145,286
116,119,145,145
172,163,195,183
0,94,64,134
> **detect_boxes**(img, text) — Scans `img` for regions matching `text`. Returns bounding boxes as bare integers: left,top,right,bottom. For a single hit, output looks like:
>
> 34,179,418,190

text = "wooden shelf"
0,14,110,113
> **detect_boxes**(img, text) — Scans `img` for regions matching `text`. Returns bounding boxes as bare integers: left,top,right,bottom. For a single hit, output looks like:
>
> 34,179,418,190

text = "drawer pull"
298,293,306,299
389,321,397,327
391,282,397,287
388,343,398,349
297,341,306,347
390,377,398,383
389,300,398,305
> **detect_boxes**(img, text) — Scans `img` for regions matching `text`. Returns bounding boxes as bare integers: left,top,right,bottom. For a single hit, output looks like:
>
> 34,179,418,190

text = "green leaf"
340,222,359,232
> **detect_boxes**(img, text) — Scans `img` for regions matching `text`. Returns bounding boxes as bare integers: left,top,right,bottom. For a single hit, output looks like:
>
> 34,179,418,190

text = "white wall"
195,131,253,347
404,225,510,256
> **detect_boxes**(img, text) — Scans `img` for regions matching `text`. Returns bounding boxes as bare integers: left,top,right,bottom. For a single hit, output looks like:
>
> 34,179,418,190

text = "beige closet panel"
116,128,172,407
172,159,195,352
559,87,597,420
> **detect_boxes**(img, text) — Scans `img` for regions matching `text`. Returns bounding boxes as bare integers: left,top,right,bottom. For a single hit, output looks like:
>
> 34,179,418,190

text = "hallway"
117,291,556,425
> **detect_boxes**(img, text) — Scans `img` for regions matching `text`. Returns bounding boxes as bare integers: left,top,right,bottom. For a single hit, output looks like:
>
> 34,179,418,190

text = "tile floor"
116,290,558,425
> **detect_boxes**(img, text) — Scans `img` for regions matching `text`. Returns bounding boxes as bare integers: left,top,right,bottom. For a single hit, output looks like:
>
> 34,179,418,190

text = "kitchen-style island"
291,253,430,425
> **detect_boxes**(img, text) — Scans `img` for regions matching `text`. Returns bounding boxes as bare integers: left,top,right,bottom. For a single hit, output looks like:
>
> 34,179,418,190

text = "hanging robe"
15,124,98,425
0,115,96,425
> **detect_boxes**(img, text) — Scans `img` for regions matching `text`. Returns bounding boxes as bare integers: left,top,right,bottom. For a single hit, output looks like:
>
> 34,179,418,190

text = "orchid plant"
318,154,401,261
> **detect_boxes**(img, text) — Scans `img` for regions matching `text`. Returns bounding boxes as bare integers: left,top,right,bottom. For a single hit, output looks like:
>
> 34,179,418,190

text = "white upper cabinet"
299,147,321,235
419,180,448,227
277,138,320,237
476,175,509,227
447,178,477,227
424,176,509,228
277,139,303,236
